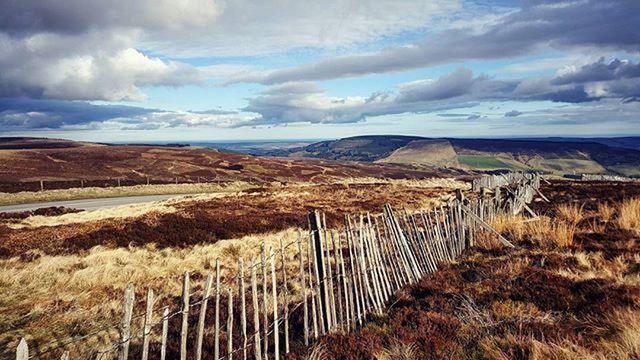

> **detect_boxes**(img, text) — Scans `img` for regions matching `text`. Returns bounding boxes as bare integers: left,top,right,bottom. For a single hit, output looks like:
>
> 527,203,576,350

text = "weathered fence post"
308,209,330,332
196,272,214,360
239,259,248,360
180,272,190,360
270,248,280,360
141,288,154,360
161,307,169,360
118,283,135,360
250,259,263,360
227,288,234,360
215,260,221,360
16,338,28,360
297,231,309,346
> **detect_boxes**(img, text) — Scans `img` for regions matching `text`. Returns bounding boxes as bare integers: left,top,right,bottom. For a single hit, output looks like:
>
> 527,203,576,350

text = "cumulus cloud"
229,0,640,84
0,32,203,101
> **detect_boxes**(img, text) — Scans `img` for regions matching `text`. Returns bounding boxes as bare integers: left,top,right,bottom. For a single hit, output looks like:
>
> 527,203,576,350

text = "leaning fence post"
141,288,154,360
16,338,28,360
196,272,214,360
180,272,190,360
118,283,135,360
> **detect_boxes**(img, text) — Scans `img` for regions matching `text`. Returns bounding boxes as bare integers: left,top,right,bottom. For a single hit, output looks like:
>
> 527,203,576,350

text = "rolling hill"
274,135,640,176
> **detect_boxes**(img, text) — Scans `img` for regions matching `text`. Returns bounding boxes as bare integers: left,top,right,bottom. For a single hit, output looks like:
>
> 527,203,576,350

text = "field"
457,155,513,170
0,140,449,194
302,181,640,359
0,177,468,358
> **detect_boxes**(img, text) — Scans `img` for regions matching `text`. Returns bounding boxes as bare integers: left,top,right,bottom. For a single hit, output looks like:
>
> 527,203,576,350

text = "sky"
0,0,639,142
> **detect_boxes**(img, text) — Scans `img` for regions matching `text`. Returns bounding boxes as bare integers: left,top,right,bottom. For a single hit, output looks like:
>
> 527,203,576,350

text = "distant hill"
0,137,448,189
274,135,640,176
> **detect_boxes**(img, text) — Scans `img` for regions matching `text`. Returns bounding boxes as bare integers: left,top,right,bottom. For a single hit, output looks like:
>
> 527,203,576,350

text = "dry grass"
0,228,305,356
556,203,585,226
618,198,640,234
0,182,254,206
374,340,419,360
531,310,640,359
487,215,574,248
598,202,615,223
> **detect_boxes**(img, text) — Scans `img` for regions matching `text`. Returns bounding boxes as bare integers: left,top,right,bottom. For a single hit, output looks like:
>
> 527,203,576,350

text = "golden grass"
598,202,615,223
0,228,306,357
486,215,574,248
531,310,640,359
556,252,640,286
556,203,584,226
0,181,255,206
618,198,640,234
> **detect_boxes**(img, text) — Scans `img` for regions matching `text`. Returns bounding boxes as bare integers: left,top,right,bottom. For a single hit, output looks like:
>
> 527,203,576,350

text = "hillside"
0,137,450,192
276,135,640,176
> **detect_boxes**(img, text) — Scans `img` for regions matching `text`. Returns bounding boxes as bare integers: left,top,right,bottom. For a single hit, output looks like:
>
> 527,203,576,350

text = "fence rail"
12,174,542,360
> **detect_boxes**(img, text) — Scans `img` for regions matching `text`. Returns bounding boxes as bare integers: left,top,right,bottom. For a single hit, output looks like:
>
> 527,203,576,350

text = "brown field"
298,181,640,359
0,177,466,358
0,142,455,193
1,178,639,359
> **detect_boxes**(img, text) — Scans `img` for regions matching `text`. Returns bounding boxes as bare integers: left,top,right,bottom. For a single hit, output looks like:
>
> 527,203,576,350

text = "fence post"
118,283,135,360
260,243,269,360
269,247,280,360
227,288,234,360
215,260,221,360
250,259,263,360
196,272,214,360
239,259,248,360
141,288,154,360
161,307,169,360
308,209,329,332
40,180,44,191
180,272,190,360
16,338,28,360
279,239,290,353
297,231,309,346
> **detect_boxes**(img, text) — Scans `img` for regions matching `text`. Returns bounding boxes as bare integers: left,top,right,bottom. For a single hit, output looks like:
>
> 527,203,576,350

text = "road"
0,194,184,213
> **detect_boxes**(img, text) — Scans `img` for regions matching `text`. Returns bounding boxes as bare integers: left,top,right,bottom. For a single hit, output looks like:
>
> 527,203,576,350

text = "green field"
457,155,513,169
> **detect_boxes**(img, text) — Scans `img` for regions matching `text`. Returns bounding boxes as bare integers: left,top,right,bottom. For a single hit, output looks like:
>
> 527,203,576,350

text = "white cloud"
0,32,203,101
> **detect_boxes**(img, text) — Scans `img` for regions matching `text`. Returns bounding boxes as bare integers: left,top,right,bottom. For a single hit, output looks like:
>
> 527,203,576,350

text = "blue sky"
0,0,639,141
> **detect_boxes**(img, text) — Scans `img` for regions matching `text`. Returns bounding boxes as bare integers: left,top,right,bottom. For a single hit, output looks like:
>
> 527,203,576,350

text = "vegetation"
457,155,513,170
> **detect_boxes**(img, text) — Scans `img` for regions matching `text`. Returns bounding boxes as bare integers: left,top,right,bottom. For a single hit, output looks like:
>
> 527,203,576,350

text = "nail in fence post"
141,288,154,360
118,283,135,360
180,272,190,360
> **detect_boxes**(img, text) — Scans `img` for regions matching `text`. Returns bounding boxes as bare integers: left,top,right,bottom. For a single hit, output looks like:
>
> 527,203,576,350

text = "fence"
13,175,542,360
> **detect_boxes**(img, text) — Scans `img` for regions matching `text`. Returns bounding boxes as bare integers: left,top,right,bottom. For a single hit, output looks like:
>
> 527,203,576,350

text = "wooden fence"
13,175,542,360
